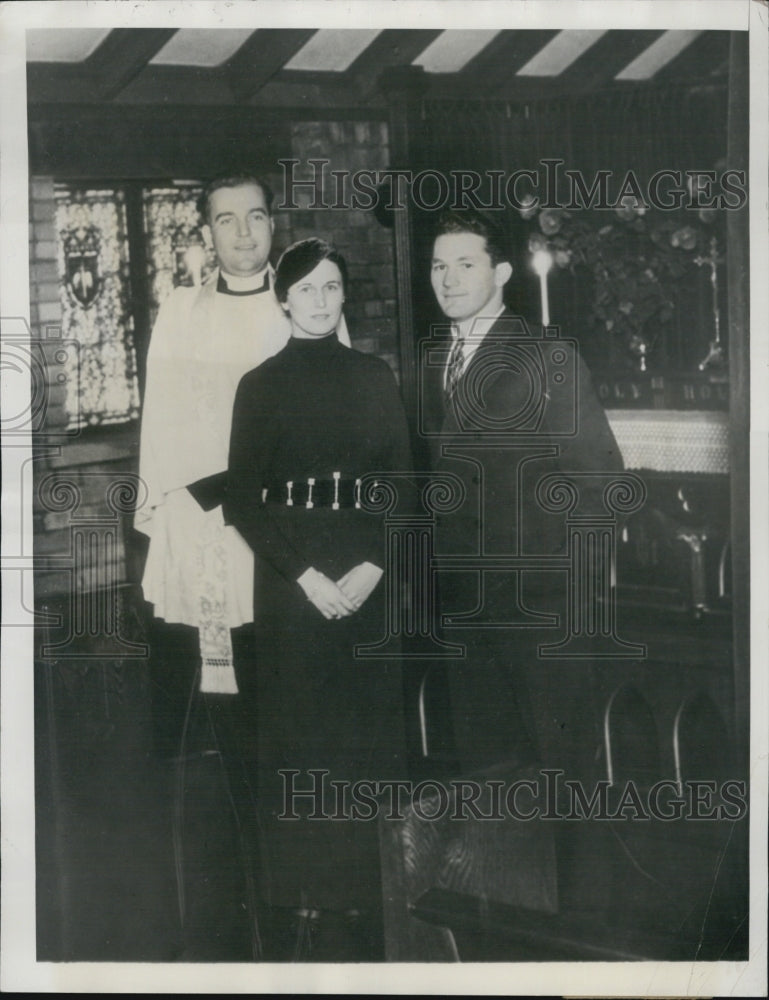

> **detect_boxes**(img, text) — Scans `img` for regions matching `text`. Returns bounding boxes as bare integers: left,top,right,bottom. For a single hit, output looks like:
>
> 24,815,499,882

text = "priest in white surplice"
136,174,348,721
136,174,353,958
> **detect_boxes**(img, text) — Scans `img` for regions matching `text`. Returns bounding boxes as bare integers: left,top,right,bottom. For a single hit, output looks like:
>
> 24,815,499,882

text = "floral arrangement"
520,179,725,371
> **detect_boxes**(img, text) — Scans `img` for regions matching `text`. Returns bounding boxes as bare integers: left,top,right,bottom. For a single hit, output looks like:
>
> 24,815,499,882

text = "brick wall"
30,178,67,430
280,120,399,376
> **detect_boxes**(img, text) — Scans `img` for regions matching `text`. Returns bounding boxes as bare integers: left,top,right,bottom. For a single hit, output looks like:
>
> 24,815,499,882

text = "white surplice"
136,267,350,693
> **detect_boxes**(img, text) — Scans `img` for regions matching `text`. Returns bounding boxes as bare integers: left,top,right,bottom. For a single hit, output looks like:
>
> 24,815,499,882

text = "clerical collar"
217,269,271,296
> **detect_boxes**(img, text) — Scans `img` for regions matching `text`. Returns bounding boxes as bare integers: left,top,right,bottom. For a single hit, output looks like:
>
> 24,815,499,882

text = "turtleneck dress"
226,331,412,912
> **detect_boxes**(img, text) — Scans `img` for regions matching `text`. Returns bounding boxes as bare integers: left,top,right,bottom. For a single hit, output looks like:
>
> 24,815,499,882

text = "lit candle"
185,243,207,287
532,249,553,327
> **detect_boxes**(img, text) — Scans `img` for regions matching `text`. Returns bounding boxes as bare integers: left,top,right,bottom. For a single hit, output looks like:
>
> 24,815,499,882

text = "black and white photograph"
1,1,767,994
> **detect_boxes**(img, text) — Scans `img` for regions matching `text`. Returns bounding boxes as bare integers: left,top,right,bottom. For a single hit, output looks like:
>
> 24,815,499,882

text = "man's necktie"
445,336,465,401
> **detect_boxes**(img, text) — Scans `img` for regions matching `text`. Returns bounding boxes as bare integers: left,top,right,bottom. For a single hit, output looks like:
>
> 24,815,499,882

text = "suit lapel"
440,311,533,434
463,311,533,374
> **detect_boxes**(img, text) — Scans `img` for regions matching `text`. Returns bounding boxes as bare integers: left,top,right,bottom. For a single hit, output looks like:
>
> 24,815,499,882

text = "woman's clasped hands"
297,562,384,620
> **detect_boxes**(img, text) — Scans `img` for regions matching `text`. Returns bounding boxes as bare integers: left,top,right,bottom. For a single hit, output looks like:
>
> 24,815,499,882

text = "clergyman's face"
203,183,274,278
430,232,510,324
284,259,345,339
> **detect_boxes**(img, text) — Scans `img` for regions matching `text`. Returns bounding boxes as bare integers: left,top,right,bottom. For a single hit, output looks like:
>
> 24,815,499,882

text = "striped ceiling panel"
515,29,608,76
412,30,502,73
285,29,384,71
615,30,704,80
26,28,112,63
150,29,257,67
25,28,725,107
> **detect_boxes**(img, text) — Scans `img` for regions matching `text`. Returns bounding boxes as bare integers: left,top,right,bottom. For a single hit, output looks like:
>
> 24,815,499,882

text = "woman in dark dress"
226,239,412,960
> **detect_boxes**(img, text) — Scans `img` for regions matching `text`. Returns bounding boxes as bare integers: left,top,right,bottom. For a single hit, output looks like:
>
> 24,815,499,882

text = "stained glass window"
54,185,140,429
142,183,217,328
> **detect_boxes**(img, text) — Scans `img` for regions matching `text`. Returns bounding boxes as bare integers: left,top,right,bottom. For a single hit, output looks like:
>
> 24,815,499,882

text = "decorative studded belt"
262,473,365,509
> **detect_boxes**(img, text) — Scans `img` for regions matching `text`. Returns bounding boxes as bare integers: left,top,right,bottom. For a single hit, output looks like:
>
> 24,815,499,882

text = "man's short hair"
197,173,274,223
274,238,348,304
433,208,511,267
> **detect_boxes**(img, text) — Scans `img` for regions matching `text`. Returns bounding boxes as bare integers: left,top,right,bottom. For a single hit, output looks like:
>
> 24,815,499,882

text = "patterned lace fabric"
606,409,728,474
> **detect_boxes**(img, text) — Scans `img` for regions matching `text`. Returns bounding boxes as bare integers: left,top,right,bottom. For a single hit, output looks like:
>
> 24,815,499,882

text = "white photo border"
1,1,766,994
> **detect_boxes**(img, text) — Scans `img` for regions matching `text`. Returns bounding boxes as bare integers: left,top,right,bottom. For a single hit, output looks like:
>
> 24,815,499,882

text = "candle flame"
532,249,553,277
185,244,207,287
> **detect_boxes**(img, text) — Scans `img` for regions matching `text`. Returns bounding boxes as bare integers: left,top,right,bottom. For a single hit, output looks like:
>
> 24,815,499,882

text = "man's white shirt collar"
446,304,506,383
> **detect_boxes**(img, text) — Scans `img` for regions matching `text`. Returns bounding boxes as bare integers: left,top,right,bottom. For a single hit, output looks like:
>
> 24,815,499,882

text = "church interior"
25,27,749,962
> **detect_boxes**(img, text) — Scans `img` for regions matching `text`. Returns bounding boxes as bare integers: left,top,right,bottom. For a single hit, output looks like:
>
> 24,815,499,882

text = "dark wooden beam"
29,58,728,116
225,29,317,101
26,29,178,103
28,105,388,157
461,29,560,92
27,62,226,106
423,72,587,104
121,65,388,111
557,29,667,94
27,28,732,110
349,28,443,74
27,103,257,127
83,29,179,99
655,30,731,84
346,29,443,100
274,68,359,89
379,66,430,430
26,103,292,178
27,63,100,104
418,69,728,107
251,74,387,111
113,65,236,105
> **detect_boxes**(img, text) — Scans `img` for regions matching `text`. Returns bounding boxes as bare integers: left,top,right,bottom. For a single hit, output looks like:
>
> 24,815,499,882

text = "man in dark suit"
427,208,623,774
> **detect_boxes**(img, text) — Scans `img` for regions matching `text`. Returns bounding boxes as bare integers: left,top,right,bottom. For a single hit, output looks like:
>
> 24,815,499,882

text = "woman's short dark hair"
197,173,274,223
274,238,348,304
433,208,511,266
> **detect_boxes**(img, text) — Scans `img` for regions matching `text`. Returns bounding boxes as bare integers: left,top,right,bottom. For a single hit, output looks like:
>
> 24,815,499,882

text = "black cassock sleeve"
186,470,228,511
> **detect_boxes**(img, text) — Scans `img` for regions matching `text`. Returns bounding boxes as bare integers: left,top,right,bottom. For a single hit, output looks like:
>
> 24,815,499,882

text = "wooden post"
725,32,749,769
379,66,428,427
